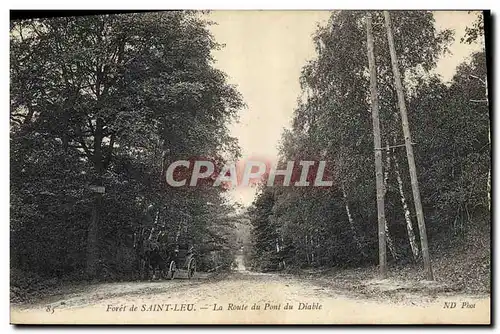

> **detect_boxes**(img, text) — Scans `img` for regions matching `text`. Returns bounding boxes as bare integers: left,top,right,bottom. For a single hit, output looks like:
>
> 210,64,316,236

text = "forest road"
11,257,489,324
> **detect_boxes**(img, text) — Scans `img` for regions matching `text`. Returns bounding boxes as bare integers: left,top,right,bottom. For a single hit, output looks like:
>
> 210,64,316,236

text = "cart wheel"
167,261,176,280
187,258,196,279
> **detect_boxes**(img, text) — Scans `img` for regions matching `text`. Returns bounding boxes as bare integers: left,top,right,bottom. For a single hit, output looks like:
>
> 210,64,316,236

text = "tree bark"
384,11,433,280
366,13,387,278
383,143,398,260
305,235,310,265
392,145,420,261
86,193,101,278
85,116,104,279
342,185,367,257
310,236,315,264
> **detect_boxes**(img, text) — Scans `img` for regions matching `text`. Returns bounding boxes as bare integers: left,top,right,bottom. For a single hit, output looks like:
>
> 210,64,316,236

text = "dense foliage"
247,11,490,281
10,11,245,286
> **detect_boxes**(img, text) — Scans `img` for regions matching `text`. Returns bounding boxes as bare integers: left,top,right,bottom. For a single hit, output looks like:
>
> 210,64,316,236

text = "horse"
143,240,170,280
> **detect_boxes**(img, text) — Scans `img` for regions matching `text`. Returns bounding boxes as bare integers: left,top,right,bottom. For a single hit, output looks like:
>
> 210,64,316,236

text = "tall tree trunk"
305,235,310,265
389,84,420,262
310,236,315,264
384,11,433,280
86,193,101,278
366,13,387,277
392,145,420,261
85,117,104,279
383,143,398,260
342,185,366,257
280,236,286,270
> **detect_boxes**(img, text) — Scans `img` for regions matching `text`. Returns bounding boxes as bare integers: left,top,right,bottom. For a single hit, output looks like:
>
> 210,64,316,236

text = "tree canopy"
10,11,245,283
248,11,489,280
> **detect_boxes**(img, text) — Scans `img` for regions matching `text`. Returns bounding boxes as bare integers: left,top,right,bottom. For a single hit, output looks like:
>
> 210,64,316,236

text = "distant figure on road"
235,254,246,272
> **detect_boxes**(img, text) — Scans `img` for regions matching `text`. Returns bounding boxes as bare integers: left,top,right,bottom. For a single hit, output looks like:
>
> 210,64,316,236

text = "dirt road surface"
11,256,490,324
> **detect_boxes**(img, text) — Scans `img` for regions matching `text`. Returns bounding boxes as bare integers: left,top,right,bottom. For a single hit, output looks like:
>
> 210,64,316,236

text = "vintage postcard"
9,10,490,325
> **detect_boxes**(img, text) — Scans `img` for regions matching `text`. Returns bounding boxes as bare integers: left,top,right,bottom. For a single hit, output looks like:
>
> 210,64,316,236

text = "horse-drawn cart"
135,228,198,281
165,244,197,280
134,207,198,281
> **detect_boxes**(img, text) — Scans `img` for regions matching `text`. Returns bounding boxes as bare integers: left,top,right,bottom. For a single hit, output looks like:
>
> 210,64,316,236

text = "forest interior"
245,11,490,295
10,11,246,302
10,10,490,305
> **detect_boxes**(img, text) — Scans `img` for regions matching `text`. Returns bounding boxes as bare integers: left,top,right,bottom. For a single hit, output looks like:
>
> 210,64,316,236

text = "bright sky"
207,11,483,207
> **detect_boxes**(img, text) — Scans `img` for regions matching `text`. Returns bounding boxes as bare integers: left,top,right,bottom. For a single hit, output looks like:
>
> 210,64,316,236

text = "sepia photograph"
9,9,491,325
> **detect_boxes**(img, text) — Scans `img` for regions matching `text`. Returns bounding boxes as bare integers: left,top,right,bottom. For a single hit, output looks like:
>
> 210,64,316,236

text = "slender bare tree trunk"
366,13,387,278
389,89,420,262
86,195,101,278
392,145,420,261
310,236,315,264
305,235,310,265
85,117,104,279
384,11,433,280
276,237,285,270
342,185,366,257
383,143,398,260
